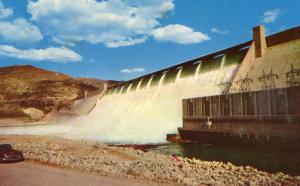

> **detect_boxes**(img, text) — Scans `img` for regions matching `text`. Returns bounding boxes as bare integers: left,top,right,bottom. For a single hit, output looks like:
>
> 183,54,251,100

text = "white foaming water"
0,58,241,144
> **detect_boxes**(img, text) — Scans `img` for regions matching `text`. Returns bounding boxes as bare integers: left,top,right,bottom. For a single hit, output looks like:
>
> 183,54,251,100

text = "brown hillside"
0,65,115,121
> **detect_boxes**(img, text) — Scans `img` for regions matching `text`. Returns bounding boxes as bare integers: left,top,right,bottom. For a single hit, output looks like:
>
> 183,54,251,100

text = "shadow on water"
151,142,300,176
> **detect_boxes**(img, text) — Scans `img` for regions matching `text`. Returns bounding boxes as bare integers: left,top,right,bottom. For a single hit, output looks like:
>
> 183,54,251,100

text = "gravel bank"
1,135,299,186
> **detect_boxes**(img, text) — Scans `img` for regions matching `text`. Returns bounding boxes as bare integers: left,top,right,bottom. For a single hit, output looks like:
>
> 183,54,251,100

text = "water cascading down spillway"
0,52,246,144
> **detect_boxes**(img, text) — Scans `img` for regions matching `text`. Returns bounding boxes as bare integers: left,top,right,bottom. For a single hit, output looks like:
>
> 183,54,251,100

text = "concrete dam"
1,25,300,144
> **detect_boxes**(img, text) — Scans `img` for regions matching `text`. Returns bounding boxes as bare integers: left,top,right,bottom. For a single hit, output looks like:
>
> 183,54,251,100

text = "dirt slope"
0,65,116,121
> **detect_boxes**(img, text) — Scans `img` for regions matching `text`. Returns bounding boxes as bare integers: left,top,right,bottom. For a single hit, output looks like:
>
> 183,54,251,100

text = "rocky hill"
0,65,116,121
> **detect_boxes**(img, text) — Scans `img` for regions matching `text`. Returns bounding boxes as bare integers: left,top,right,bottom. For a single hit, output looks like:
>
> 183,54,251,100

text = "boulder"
23,107,44,120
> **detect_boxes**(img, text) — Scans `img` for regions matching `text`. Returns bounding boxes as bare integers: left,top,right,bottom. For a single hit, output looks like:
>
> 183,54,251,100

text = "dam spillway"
80,51,245,143
1,25,300,144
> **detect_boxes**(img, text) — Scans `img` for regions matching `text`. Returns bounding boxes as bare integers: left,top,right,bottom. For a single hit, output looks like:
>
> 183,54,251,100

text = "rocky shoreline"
1,135,299,186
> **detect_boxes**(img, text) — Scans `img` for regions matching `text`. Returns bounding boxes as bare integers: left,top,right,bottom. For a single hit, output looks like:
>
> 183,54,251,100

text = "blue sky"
0,0,299,81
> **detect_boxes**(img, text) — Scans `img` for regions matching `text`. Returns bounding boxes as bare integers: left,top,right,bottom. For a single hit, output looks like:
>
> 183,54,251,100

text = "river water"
150,142,300,176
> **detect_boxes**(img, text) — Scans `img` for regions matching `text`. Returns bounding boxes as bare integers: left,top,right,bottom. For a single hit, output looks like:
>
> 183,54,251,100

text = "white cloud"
0,1,80,63
27,0,175,47
0,45,82,62
262,9,280,23
106,37,147,48
152,24,210,44
0,1,43,43
0,0,13,19
121,68,146,74
0,18,43,43
211,27,229,34
52,36,76,47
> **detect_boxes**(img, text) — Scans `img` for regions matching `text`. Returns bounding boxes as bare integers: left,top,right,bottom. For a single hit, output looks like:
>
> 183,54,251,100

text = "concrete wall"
182,119,300,138
183,86,300,118
181,86,300,139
